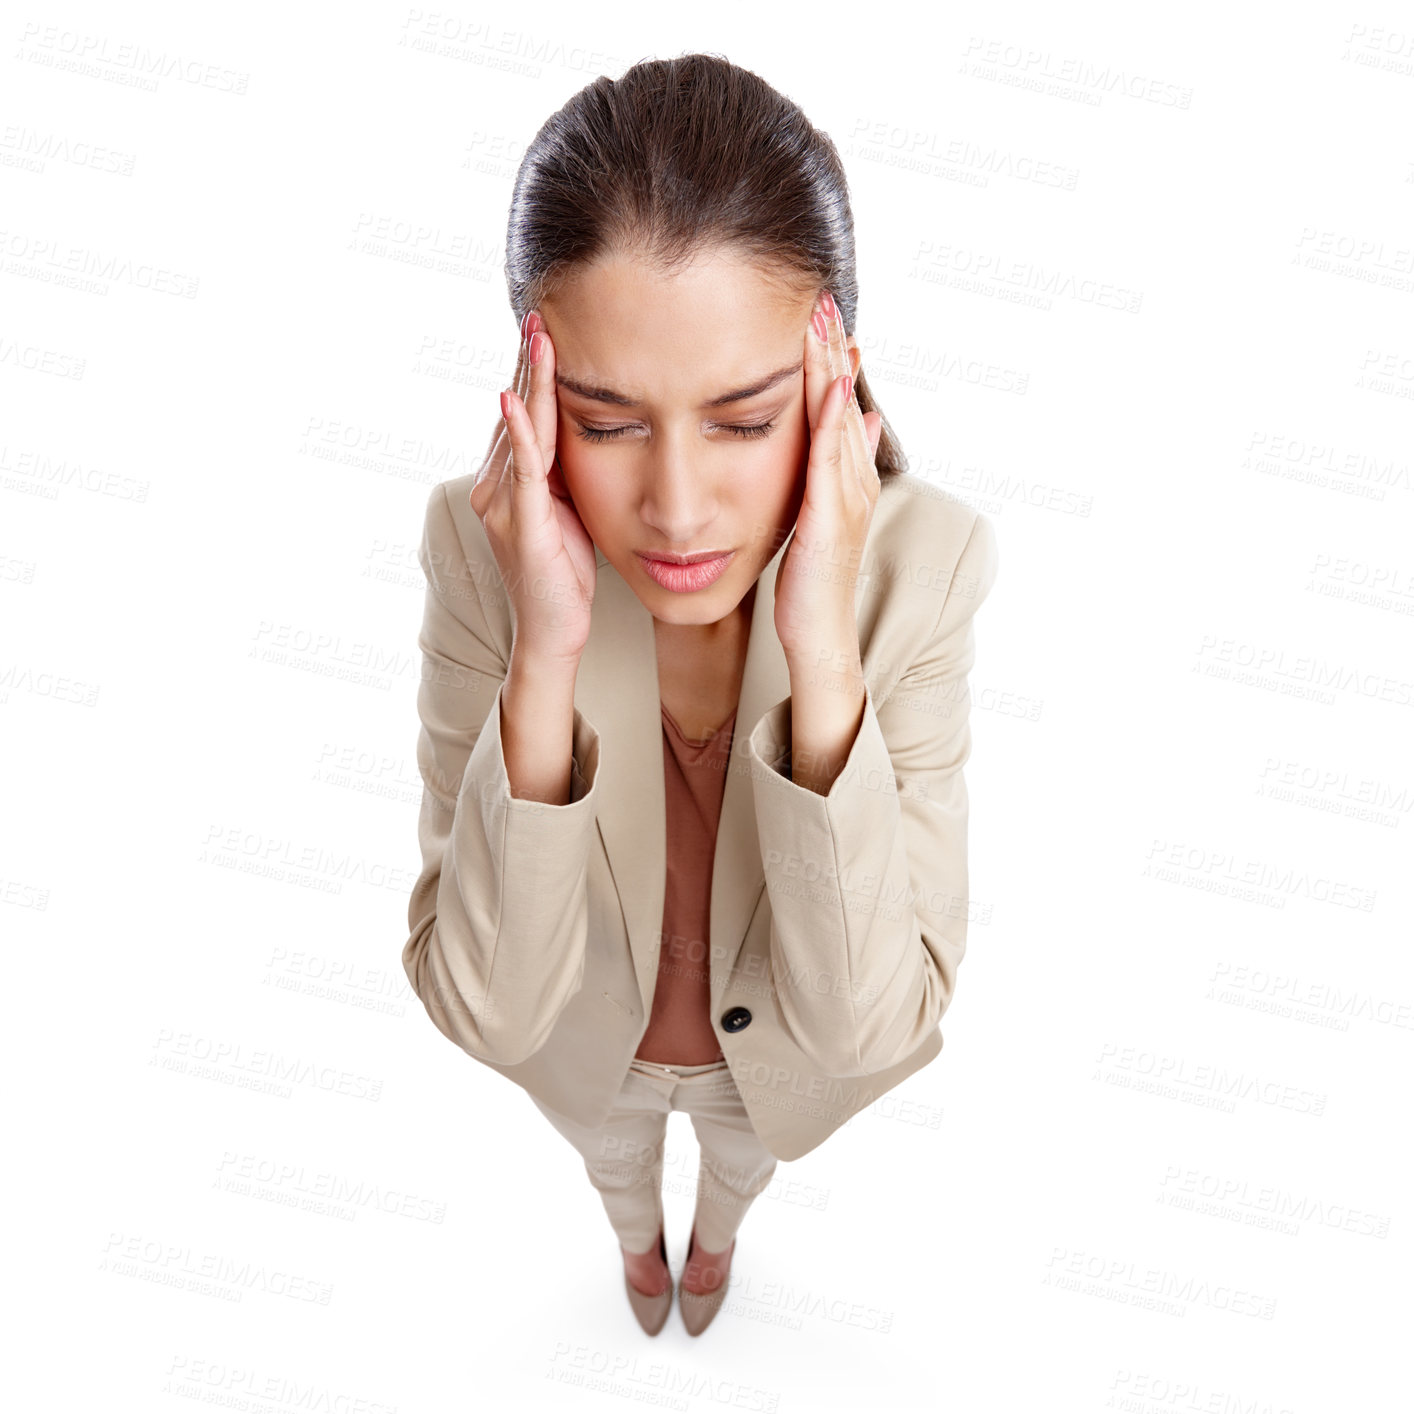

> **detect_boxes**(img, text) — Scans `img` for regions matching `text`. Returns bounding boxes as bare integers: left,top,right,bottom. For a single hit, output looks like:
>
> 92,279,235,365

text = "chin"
638,571,752,626
647,597,731,624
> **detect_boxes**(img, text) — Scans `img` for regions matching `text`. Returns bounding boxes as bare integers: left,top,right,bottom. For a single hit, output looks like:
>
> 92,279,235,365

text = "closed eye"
574,420,776,444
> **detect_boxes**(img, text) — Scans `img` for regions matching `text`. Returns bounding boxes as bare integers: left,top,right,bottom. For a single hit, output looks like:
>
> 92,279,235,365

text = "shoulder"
416,476,517,658
419,474,489,589
415,477,506,605
865,473,1000,631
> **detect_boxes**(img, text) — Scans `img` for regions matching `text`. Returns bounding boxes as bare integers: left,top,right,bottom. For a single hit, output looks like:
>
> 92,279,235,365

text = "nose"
637,438,719,547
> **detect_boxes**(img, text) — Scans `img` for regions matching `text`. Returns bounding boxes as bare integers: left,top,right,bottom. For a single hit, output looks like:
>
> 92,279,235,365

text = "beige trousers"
530,1056,779,1254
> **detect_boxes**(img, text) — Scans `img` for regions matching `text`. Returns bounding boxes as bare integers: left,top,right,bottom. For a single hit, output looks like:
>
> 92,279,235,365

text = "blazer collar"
574,539,792,1018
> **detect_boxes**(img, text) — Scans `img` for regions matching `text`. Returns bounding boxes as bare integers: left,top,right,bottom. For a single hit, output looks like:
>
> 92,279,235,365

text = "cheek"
738,438,802,497
752,415,809,497
558,460,608,520
730,400,808,481
726,433,805,554
554,419,607,506
555,453,633,551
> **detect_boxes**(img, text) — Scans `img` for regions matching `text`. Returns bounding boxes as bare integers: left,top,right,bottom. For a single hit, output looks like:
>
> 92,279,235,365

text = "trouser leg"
529,1071,671,1254
677,1070,779,1253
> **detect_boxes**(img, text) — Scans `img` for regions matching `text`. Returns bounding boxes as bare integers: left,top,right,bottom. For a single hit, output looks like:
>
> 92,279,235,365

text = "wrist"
785,639,863,688
781,602,860,676
507,646,582,692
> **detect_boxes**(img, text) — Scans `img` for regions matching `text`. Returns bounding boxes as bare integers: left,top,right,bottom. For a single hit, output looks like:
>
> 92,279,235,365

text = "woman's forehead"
542,254,814,406
544,248,812,325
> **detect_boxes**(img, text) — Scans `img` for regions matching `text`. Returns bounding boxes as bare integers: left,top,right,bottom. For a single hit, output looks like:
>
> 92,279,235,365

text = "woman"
402,53,999,1337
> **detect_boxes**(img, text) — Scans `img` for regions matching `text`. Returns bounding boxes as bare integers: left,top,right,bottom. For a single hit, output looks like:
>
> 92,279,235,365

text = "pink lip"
636,550,735,593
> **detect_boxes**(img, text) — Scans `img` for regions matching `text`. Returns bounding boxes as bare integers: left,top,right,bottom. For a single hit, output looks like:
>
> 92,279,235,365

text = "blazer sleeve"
401,482,603,1068
743,510,1000,1077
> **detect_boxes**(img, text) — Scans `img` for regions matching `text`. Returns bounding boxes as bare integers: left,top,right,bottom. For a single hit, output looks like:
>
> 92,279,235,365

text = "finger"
513,309,534,405
477,415,507,482
524,317,559,468
807,372,852,510
499,387,555,544
822,294,875,485
479,319,526,475
862,409,883,462
843,370,875,485
471,417,511,519
500,388,546,490
507,313,541,507
474,316,535,513
804,290,839,433
473,404,510,515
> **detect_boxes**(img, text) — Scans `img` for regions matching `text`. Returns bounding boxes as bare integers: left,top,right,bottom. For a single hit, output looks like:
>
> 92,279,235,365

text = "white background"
4,3,1410,1410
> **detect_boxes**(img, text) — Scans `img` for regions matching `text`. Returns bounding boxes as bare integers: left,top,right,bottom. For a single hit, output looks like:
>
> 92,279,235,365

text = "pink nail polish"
821,290,837,320
812,310,828,343
529,331,544,365
500,390,511,418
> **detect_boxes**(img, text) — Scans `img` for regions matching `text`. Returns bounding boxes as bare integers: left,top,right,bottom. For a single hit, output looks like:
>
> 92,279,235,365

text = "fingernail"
811,310,828,343
500,390,511,418
529,331,545,365
821,290,837,320
842,374,853,402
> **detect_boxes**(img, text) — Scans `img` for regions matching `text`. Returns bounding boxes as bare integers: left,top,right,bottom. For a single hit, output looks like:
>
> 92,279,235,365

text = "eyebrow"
556,360,804,409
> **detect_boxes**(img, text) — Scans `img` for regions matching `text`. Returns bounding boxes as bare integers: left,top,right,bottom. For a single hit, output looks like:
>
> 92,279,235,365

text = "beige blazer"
402,470,999,1162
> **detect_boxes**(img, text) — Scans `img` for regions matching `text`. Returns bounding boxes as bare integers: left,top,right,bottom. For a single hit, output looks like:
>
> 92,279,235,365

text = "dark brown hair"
504,51,905,479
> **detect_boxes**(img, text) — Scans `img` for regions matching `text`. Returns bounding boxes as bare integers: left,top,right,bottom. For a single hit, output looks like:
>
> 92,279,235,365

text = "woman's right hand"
469,310,596,667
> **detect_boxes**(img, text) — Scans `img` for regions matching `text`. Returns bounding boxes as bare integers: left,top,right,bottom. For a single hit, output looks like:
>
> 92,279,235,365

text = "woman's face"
539,246,857,628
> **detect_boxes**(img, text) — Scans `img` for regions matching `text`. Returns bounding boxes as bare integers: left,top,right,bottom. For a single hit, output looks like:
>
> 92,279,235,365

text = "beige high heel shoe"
622,1225,673,1335
678,1224,734,1336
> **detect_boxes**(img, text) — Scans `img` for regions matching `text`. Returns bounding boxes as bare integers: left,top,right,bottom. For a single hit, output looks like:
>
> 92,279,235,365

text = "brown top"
632,702,738,1064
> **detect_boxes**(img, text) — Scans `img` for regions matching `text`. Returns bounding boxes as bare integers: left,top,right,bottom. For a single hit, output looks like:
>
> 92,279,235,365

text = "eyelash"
574,420,777,444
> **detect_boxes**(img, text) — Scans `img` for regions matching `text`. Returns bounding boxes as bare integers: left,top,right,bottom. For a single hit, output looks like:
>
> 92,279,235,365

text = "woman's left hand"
773,288,883,668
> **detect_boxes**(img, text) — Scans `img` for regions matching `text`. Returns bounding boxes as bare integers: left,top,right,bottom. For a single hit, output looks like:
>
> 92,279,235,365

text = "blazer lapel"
574,539,792,1019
